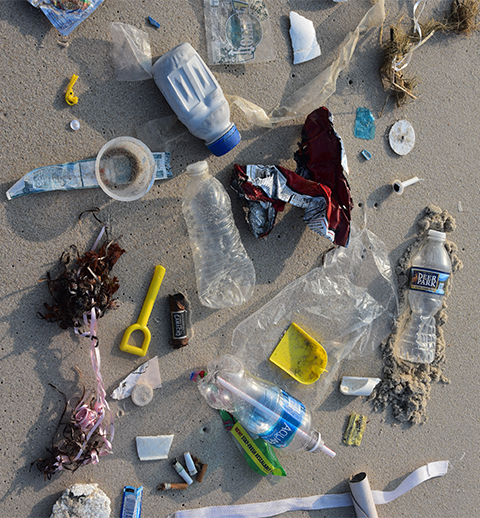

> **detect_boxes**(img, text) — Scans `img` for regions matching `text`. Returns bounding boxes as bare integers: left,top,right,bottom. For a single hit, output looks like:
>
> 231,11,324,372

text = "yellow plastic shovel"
120,265,166,357
269,323,328,384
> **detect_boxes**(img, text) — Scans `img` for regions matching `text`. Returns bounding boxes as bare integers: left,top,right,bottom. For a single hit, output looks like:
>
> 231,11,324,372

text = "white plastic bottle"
152,42,240,156
397,230,452,364
196,355,335,456
182,161,255,309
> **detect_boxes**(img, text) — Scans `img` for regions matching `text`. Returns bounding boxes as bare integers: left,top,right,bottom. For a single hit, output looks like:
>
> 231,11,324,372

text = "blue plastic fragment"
148,16,160,28
354,107,375,140
361,149,372,160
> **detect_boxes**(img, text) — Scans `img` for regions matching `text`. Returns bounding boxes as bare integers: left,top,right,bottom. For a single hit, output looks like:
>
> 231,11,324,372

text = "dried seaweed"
380,0,479,109
35,221,124,479
371,206,463,424
41,239,125,330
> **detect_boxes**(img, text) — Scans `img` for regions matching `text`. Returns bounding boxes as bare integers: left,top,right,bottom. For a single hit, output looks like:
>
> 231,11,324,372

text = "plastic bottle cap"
206,124,241,157
427,229,446,241
186,161,209,176
70,119,81,131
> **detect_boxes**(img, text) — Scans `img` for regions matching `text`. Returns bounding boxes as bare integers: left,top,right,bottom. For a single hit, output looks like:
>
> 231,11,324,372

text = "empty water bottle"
196,355,335,456
182,161,255,308
397,229,452,364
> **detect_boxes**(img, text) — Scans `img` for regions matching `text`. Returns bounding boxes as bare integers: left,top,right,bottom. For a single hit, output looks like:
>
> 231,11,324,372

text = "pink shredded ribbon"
71,307,114,464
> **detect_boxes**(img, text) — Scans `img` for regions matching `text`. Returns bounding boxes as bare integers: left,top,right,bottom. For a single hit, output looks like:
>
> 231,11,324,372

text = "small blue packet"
26,0,105,36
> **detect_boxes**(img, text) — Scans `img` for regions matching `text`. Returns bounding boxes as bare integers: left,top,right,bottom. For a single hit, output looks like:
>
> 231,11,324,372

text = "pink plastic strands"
72,307,114,464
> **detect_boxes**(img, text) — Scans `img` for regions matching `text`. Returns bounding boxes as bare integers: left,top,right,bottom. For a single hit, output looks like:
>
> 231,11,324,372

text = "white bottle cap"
427,229,446,241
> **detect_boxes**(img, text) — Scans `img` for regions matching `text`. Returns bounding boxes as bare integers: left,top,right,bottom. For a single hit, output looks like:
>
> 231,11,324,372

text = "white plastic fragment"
70,119,80,131
289,12,321,65
392,176,423,195
50,483,111,518
136,434,174,461
340,376,381,396
389,120,415,155
111,356,162,400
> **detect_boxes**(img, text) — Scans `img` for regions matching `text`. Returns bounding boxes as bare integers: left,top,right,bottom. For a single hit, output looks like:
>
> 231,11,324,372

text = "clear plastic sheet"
224,225,398,410
110,22,153,81
227,0,385,127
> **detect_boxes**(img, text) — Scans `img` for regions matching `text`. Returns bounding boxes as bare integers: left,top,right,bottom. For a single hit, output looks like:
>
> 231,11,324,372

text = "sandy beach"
0,0,479,516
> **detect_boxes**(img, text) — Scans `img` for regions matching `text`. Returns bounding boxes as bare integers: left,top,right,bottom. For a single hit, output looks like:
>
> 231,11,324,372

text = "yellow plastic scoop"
120,265,166,357
269,323,327,384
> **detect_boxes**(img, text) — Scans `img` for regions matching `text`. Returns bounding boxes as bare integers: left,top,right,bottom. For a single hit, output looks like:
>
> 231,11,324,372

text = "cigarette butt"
196,462,208,483
158,482,189,491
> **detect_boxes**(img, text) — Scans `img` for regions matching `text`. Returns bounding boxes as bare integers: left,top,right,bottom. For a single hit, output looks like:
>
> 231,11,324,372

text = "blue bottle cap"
207,124,241,156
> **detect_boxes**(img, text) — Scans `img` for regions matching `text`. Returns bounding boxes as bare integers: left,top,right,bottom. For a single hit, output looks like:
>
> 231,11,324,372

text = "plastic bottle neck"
186,161,209,177
427,229,446,242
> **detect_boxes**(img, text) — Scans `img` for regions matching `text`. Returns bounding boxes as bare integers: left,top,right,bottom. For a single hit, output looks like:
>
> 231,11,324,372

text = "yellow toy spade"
120,265,166,357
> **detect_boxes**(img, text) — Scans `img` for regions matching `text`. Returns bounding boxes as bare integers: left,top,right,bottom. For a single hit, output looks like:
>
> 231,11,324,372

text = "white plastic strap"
167,461,449,518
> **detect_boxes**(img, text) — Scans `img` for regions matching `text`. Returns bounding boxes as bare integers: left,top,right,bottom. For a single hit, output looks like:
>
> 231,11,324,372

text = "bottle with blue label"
397,229,452,364
196,355,335,457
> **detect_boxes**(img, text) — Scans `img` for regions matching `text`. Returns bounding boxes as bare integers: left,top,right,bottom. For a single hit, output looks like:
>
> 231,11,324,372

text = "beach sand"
0,0,479,516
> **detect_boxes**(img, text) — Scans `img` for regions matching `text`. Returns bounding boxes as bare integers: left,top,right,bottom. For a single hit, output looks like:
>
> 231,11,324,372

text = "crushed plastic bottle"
196,355,335,456
397,230,452,364
152,42,241,156
182,161,255,308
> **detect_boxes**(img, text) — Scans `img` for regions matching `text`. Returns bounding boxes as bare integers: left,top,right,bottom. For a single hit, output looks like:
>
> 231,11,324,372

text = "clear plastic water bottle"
152,42,241,156
196,355,335,456
182,161,255,309
397,230,452,364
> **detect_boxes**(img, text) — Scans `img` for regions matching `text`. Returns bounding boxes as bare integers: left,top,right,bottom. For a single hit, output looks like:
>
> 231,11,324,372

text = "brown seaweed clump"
447,0,480,34
380,0,479,108
41,239,125,330
371,206,463,424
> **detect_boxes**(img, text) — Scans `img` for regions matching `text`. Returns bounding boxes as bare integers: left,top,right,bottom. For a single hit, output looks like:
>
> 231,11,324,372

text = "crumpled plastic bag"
110,22,153,81
223,224,398,410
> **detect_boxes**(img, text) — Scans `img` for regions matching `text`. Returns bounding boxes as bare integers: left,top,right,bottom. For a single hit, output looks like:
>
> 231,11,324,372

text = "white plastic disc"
389,120,415,155
131,383,153,407
70,119,81,131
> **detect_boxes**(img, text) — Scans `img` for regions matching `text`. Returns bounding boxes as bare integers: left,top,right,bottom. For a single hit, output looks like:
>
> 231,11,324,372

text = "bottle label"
409,267,450,295
258,390,305,448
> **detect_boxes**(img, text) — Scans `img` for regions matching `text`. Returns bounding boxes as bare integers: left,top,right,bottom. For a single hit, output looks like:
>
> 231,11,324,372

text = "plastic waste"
152,42,241,156
182,161,255,309
289,12,321,65
204,0,275,65
197,355,335,456
27,0,104,37
226,225,398,410
397,229,452,363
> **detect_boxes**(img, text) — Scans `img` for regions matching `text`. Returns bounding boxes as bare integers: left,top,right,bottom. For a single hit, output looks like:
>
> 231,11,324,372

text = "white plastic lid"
428,229,446,241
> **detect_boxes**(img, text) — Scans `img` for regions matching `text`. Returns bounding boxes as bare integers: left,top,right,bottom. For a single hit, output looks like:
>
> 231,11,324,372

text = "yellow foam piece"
269,323,327,385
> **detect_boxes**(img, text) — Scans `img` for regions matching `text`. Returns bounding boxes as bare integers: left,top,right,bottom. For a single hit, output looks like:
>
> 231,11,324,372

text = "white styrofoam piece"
289,12,321,65
136,434,174,461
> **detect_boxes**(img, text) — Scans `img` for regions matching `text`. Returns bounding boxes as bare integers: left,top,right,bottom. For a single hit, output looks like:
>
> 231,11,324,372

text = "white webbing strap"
167,461,449,518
